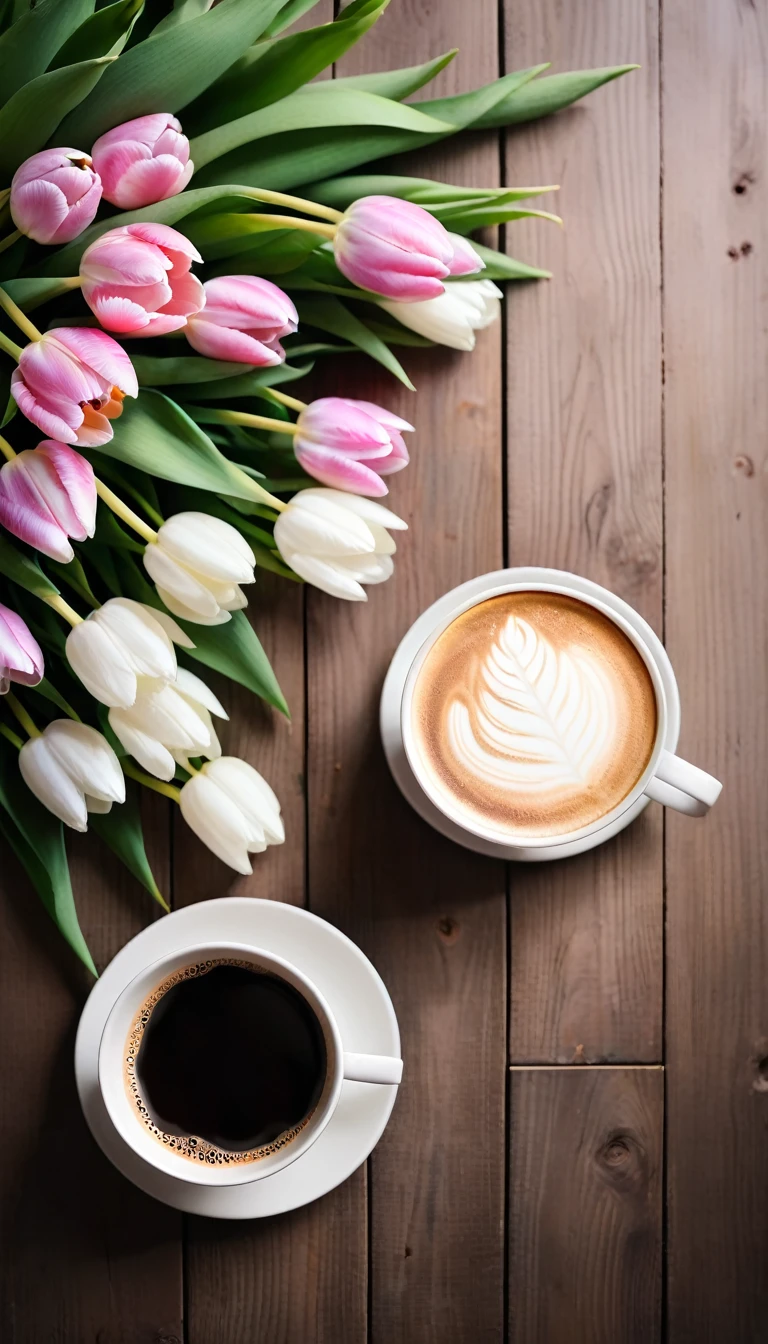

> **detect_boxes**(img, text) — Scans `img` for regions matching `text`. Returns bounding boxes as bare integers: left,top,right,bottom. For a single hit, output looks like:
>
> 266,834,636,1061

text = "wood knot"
595,1130,646,1195
602,1136,631,1166
733,171,755,195
404,1245,413,1258
437,916,460,944
733,455,754,476
727,242,753,260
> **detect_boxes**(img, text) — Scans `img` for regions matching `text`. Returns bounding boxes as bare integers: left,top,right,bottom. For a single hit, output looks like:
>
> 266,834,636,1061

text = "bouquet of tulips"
0,0,632,972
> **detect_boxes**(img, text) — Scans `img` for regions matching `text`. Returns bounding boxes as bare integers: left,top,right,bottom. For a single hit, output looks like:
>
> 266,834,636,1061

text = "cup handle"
644,749,722,816
343,1052,403,1085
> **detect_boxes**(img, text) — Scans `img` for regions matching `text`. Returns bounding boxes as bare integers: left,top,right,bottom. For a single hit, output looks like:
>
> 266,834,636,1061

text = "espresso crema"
410,592,658,839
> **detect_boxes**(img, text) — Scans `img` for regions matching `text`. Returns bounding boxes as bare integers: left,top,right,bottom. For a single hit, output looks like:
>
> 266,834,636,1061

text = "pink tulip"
0,441,96,562
11,328,138,448
333,196,484,301
185,275,298,365
91,114,193,210
80,222,204,336
10,148,102,245
294,397,412,497
0,603,44,694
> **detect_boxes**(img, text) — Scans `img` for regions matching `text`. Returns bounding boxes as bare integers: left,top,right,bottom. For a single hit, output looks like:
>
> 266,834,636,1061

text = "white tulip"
19,719,125,832
109,667,228,782
143,512,256,625
273,488,407,601
378,278,503,351
179,756,284,874
65,598,189,709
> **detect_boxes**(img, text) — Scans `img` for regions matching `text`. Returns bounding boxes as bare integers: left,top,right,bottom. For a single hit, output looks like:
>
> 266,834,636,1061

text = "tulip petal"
180,774,259,873
66,619,137,708
274,491,376,557
19,735,88,831
44,720,125,803
108,710,177,781
156,512,255,582
447,232,485,277
11,178,69,244
35,441,96,536
88,294,152,332
174,666,228,719
52,328,138,399
0,603,44,685
333,552,394,584
95,598,177,681
145,605,195,648
185,318,283,365
143,544,224,619
204,757,284,846
154,587,232,625
117,156,189,209
306,489,408,532
294,442,389,496
282,551,367,601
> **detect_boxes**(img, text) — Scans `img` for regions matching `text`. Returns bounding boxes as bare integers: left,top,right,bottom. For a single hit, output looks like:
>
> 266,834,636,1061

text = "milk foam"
411,592,658,839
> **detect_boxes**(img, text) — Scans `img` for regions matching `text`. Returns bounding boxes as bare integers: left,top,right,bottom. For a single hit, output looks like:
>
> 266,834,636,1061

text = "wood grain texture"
662,1,768,1339
509,1067,663,1343
309,7,508,1341
0,805,181,1344
501,0,663,1064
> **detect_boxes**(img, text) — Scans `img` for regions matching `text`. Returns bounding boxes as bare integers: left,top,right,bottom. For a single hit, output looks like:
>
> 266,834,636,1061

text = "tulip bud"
273,488,407,601
65,598,183,709
10,149,102,245
11,328,138,448
19,720,125,832
378,278,503,352
91,114,193,210
80,222,204,336
333,196,483,301
0,603,44,694
142,512,256,624
185,275,298,366
179,756,284,874
109,668,227,782
293,398,412,497
0,441,96,562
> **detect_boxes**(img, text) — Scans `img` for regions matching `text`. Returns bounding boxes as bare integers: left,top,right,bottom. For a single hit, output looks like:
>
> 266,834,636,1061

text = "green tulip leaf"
261,0,323,37
296,296,415,389
461,239,552,281
50,0,144,68
329,49,457,101
131,355,247,386
57,0,287,146
0,736,97,976
177,360,311,402
0,0,94,106
184,0,390,135
98,390,271,504
0,56,116,178
27,677,82,722
308,173,555,211
472,65,639,129
90,782,168,911
0,532,59,599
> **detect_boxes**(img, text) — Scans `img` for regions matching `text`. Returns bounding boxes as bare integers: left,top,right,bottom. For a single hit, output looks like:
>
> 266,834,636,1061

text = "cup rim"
98,941,343,1188
400,579,668,849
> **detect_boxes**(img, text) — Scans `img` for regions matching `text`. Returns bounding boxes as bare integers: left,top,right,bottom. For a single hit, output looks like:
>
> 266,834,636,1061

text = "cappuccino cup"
397,571,721,855
98,941,403,1188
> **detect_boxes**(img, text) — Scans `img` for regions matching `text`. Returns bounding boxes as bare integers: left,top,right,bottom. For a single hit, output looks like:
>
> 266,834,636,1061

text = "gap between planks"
508,1064,664,1071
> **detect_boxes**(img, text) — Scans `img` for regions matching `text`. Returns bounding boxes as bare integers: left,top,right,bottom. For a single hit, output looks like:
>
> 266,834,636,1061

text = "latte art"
410,592,658,839
446,615,618,793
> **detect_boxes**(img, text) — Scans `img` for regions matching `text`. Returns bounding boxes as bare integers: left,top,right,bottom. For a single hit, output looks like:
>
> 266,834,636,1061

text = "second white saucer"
75,898,401,1219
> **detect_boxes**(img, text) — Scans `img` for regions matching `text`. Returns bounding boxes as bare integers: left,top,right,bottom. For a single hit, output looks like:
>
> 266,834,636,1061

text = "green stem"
0,722,23,750
95,478,158,545
214,409,300,437
5,691,40,739
266,387,307,413
0,188,10,210
242,187,343,224
0,431,15,462
0,228,21,255
0,284,42,342
122,758,182,803
246,213,337,241
42,591,83,626
0,328,22,361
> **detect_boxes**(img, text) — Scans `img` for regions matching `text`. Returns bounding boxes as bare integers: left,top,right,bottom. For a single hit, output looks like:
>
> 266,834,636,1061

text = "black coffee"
125,960,327,1165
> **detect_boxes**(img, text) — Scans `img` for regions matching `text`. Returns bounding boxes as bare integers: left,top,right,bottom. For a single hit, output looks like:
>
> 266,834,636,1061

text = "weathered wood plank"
0,803,182,1343
310,6,508,1342
509,1067,663,1343
662,0,768,1338
501,0,663,1064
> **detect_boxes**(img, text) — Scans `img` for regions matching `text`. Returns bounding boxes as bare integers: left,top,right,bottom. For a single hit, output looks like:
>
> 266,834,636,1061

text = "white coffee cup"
399,573,722,853
98,941,403,1188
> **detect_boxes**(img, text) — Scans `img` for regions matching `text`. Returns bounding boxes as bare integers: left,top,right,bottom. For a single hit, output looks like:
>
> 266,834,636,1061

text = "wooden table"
2,2,767,1341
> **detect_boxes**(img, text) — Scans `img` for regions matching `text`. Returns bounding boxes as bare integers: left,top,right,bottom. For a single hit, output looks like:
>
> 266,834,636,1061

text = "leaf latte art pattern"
446,616,618,794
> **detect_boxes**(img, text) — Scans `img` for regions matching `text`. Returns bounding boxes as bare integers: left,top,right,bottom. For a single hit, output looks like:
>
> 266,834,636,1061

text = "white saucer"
75,898,401,1219
380,567,681,862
